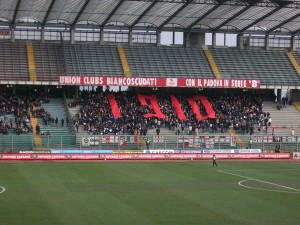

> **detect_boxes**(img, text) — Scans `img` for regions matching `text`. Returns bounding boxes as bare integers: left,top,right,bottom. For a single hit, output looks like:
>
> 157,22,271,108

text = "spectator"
75,90,267,137
248,138,253,149
36,124,40,135
156,127,160,136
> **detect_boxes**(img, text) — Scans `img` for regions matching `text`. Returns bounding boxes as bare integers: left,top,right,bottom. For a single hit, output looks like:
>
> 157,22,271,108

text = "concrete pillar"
274,88,278,103
12,86,16,95
41,28,45,43
128,30,133,45
156,31,161,47
100,28,104,45
237,34,244,49
172,31,175,45
70,28,75,44
265,34,269,50
72,86,78,99
184,32,205,48
212,33,217,48
10,27,15,42
290,35,296,52
183,32,190,47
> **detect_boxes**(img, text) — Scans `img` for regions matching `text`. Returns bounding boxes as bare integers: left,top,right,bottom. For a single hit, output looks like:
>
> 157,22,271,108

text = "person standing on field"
212,154,218,167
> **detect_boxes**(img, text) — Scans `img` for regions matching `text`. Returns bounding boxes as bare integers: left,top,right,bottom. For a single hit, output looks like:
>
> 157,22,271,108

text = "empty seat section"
0,41,29,80
210,48,300,85
124,45,214,78
63,44,124,76
290,52,300,76
33,43,66,81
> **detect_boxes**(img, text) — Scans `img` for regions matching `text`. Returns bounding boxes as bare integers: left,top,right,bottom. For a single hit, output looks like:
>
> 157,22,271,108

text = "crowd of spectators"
71,90,270,136
0,91,49,135
0,90,272,138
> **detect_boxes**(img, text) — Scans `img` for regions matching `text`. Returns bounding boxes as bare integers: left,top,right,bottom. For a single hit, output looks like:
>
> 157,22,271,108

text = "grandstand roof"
1,0,300,35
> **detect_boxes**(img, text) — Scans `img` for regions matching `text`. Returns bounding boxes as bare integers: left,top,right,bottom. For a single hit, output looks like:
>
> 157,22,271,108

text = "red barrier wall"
0,153,290,160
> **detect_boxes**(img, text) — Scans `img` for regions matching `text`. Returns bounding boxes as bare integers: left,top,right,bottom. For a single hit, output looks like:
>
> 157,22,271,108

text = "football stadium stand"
124,45,214,78
0,42,28,81
63,44,124,76
33,43,65,81
210,48,300,85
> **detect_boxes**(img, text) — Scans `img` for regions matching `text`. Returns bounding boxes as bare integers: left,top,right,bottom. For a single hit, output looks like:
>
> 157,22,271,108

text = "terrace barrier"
0,134,299,153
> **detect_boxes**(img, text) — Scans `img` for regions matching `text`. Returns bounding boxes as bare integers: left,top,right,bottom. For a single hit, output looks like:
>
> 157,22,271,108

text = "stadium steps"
29,105,42,149
33,43,65,81
210,48,300,86
286,51,300,76
36,98,75,149
118,45,131,77
228,128,244,149
203,49,222,79
63,44,124,76
0,42,29,81
124,45,214,78
293,102,300,112
138,136,146,150
65,99,87,148
260,101,300,136
26,43,37,81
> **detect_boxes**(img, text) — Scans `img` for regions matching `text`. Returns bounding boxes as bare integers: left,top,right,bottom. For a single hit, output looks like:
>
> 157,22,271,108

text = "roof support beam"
241,2,288,32
71,0,91,27
11,0,21,25
130,0,158,28
42,0,56,26
158,0,193,29
213,2,256,30
101,0,125,27
268,12,300,33
187,0,226,30
292,27,300,35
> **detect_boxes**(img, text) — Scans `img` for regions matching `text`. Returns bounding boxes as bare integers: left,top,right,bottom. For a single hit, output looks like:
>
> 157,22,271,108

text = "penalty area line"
238,179,300,193
0,186,5,194
217,170,300,193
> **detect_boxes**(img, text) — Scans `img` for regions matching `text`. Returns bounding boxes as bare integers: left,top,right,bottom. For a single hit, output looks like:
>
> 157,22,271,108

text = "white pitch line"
220,169,300,172
0,186,5,194
238,179,300,193
217,170,300,193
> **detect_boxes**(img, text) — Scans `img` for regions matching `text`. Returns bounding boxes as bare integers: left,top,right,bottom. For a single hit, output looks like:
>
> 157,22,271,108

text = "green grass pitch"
0,161,299,225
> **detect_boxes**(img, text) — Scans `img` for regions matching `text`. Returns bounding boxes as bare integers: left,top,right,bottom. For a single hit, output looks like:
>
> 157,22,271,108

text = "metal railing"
0,134,299,153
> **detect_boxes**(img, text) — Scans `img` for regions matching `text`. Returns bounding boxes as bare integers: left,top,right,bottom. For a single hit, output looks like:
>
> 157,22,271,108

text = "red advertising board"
168,154,198,159
69,154,100,160
137,154,166,159
0,154,33,160
34,154,68,160
0,153,290,160
231,154,260,159
103,154,135,160
58,76,260,89
261,153,290,159
200,154,231,159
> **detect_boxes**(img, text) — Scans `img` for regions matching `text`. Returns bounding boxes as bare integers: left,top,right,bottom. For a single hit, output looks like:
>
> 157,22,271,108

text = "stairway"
27,43,37,81
293,102,300,112
66,99,86,148
36,98,75,149
204,49,221,79
286,51,300,76
30,105,42,149
228,128,244,149
260,101,300,136
118,45,131,77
